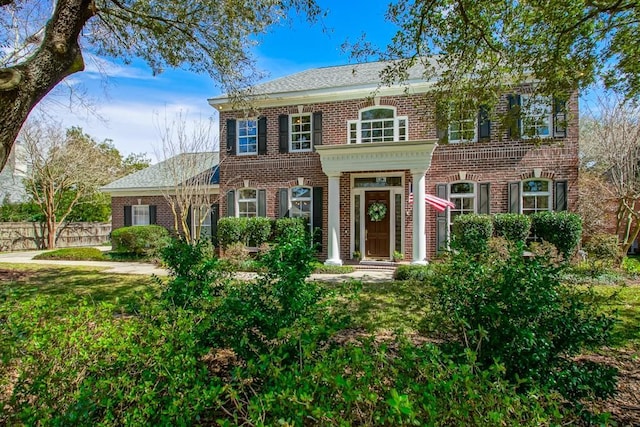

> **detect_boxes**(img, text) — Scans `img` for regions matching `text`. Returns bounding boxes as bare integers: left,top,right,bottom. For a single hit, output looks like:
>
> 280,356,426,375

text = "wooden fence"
0,222,111,251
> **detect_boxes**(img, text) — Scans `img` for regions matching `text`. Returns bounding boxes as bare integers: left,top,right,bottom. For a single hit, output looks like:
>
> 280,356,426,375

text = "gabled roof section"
101,152,219,194
209,58,443,110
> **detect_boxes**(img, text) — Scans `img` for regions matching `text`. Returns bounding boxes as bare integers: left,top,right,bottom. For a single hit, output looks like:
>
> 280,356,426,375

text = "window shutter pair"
278,112,323,153
436,106,491,142
226,118,267,155
276,186,323,250
123,205,156,226
508,180,568,212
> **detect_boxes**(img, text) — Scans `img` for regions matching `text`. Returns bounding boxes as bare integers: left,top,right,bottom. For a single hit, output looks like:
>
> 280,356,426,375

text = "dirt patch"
0,268,32,282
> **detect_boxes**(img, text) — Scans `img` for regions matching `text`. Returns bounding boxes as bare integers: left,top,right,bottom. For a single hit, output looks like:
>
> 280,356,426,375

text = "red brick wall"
218,89,579,261
111,196,177,232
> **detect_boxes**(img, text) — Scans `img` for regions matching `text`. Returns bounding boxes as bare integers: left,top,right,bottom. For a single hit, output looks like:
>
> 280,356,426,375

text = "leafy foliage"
531,211,583,259
451,214,493,254
426,244,618,402
493,213,532,244
110,225,169,256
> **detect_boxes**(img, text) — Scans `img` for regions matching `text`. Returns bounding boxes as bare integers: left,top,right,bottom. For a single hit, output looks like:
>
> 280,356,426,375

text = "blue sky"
37,1,398,162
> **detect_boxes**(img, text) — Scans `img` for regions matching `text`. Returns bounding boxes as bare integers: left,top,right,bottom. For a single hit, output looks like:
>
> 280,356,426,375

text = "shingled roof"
101,152,219,194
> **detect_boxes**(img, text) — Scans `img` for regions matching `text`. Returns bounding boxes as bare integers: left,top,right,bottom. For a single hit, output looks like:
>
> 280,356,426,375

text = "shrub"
531,211,582,260
274,217,308,238
217,217,248,248
394,264,434,281
583,233,620,276
451,214,493,254
110,225,169,256
33,247,105,261
223,241,250,267
246,217,273,247
426,246,617,403
492,213,531,243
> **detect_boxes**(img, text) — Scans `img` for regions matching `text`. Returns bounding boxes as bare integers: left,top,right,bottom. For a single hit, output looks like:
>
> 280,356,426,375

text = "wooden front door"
365,191,390,259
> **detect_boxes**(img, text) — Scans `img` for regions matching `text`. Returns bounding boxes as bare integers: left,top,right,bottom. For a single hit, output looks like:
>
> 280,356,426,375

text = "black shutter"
478,183,491,214
186,206,192,237
210,203,220,246
226,119,236,155
226,190,235,217
508,181,521,213
478,106,491,140
124,206,132,227
258,117,267,155
313,186,323,250
279,114,289,153
553,98,567,138
436,105,448,144
258,189,267,217
313,112,323,146
149,205,157,224
554,180,568,211
436,183,448,252
278,188,289,218
507,95,522,138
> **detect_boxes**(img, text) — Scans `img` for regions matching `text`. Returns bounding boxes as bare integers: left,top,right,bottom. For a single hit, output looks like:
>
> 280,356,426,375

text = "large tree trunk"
0,0,95,171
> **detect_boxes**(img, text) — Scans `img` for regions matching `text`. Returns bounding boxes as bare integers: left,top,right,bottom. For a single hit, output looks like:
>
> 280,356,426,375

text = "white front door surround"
316,140,437,265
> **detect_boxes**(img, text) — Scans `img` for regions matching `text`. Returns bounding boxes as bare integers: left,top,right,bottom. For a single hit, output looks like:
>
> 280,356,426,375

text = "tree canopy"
0,0,321,171
353,0,639,106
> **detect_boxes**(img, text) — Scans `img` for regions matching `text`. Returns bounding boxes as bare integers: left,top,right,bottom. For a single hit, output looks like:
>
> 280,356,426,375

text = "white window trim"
237,188,258,218
447,181,477,228
289,113,313,153
132,205,150,226
521,179,552,214
520,95,553,139
290,186,313,231
448,110,478,144
192,205,212,240
237,118,258,156
347,106,408,144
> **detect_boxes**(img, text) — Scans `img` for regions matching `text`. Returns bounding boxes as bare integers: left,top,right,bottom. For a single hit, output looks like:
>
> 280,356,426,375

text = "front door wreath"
368,202,387,222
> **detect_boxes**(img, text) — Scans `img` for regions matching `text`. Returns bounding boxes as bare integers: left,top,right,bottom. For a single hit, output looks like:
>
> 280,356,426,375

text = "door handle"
365,229,368,240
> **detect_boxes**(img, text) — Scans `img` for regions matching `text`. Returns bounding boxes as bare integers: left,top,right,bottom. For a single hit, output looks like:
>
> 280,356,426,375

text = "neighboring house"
0,143,28,203
208,60,578,265
101,152,220,239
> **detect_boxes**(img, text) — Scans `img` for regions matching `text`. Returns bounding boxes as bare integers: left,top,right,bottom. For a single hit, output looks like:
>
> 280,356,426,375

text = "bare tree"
20,120,118,248
155,113,219,243
580,91,640,255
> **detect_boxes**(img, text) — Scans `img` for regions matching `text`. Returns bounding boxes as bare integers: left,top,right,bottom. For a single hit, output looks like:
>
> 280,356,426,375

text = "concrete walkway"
0,249,395,283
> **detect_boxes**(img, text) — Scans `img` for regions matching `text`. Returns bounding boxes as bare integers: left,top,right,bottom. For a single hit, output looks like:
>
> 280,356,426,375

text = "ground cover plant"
1,234,637,425
33,247,107,261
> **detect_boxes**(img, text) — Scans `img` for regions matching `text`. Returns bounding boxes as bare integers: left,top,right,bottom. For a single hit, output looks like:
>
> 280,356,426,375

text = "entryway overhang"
315,140,438,175
316,140,438,266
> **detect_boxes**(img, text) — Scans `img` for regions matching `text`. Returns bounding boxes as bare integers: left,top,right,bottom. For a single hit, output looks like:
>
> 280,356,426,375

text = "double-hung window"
290,186,312,230
448,104,477,143
522,179,551,214
521,95,552,138
193,205,212,240
237,119,258,155
132,205,150,226
348,107,408,144
449,182,476,228
290,114,312,152
238,188,258,217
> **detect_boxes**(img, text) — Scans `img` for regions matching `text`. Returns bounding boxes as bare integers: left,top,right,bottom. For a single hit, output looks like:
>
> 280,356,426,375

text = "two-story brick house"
208,61,578,265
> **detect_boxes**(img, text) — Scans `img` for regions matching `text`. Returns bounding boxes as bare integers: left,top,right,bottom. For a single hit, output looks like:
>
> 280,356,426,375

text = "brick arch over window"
518,170,556,180
442,172,481,183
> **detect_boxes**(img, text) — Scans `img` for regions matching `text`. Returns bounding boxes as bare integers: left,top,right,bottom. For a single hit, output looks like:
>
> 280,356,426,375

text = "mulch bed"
0,268,32,282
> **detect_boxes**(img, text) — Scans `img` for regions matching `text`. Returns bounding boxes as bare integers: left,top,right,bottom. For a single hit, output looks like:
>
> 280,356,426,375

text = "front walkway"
0,249,395,283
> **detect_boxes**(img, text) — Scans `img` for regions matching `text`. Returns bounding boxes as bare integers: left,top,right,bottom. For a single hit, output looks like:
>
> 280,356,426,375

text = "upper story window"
237,119,258,155
238,188,258,217
449,182,476,225
521,95,552,138
132,205,150,226
522,179,551,214
448,105,477,143
290,114,312,152
348,107,408,144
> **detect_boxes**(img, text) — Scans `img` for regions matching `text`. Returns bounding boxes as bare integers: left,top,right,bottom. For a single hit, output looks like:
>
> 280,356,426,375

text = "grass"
33,247,107,261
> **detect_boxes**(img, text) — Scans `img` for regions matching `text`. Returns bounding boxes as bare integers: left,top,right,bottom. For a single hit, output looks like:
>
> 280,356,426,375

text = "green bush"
426,246,617,403
110,225,169,256
246,217,273,246
274,217,308,238
33,247,106,261
531,211,583,260
493,213,531,243
582,233,620,276
217,217,248,248
394,264,434,281
452,214,494,254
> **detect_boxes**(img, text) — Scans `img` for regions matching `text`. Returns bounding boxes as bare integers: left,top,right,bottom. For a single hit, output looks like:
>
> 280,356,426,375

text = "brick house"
208,60,578,265
101,152,220,239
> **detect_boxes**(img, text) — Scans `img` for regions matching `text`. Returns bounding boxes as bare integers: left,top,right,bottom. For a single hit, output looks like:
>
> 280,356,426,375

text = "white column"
325,173,343,266
411,169,428,265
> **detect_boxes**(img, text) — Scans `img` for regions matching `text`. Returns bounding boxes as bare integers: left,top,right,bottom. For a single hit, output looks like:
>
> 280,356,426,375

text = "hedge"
493,213,532,244
451,214,493,254
110,225,169,256
530,211,582,259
